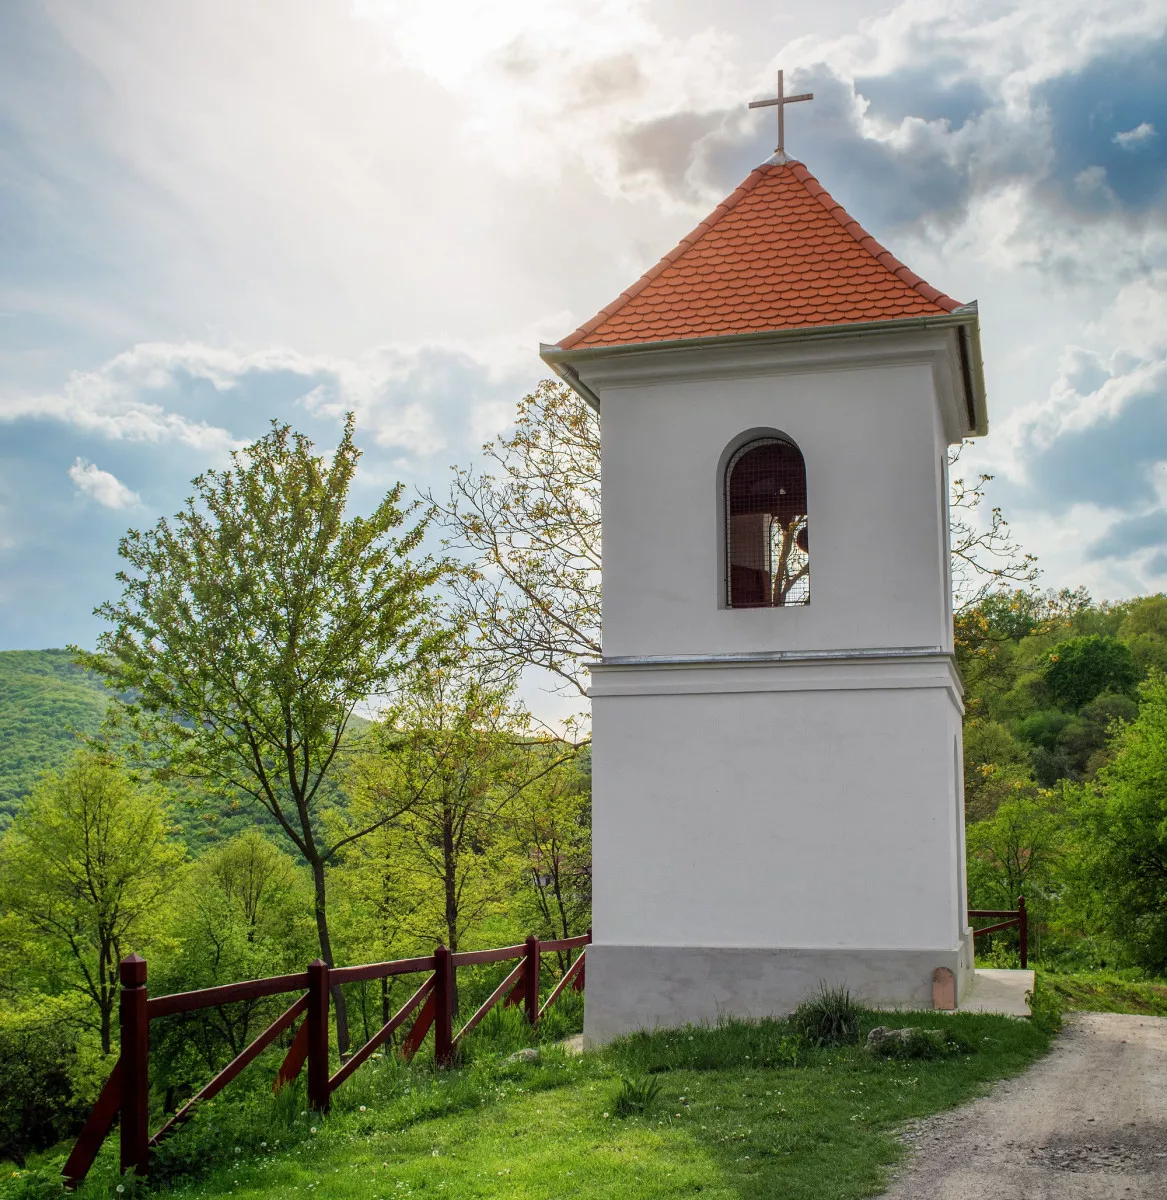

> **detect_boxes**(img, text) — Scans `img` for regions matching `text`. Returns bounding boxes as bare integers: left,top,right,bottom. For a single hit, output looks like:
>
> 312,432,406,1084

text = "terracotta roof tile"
555,160,961,350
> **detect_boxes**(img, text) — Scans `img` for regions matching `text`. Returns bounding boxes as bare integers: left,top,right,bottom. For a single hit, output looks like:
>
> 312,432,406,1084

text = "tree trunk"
443,819,459,1015
98,949,113,1056
308,853,350,1057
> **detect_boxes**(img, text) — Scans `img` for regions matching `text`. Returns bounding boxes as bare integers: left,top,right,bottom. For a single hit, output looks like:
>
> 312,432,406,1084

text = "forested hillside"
0,650,109,829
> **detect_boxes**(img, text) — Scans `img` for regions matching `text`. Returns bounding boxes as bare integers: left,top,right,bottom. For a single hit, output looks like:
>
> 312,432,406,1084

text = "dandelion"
360,1105,367,1112
116,1188,125,1195
234,1147,241,1153
602,1112,609,1118
310,1126,318,1135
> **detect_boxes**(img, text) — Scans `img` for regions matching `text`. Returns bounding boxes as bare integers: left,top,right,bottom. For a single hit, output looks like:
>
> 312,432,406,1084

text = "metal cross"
748,69,813,156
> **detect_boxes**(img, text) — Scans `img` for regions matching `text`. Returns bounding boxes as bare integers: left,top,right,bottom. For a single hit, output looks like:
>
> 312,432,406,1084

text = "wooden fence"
968,895,1027,968
63,931,589,1188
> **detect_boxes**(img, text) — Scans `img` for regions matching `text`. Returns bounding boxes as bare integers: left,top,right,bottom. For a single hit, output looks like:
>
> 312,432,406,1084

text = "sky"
2,0,1166,716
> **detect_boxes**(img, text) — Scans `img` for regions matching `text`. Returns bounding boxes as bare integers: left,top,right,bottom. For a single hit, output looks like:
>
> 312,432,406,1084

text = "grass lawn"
31,1003,1056,1200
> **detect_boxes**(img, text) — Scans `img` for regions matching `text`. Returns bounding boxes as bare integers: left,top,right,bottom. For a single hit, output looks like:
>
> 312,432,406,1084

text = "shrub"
610,1075,662,1118
789,983,863,1047
1026,977,1063,1036
0,1016,85,1167
0,1166,68,1200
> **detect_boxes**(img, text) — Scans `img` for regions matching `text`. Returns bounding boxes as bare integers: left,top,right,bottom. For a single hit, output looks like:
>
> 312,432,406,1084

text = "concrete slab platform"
958,968,1033,1017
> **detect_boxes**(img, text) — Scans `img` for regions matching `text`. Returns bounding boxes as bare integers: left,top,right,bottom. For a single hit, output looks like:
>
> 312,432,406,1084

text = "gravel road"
880,1012,1167,1199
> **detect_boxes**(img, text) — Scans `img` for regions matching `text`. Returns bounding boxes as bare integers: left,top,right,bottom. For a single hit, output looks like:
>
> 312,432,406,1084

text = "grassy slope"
0,649,109,830
1043,970,1167,1017
51,1007,1053,1200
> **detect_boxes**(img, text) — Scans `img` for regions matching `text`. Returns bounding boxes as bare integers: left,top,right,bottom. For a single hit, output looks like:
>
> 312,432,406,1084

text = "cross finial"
748,69,813,158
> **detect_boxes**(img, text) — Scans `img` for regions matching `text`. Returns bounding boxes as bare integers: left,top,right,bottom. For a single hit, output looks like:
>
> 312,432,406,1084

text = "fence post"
523,935,541,1027
574,927,591,993
119,954,149,1179
1018,896,1028,969
307,959,331,1112
433,945,454,1067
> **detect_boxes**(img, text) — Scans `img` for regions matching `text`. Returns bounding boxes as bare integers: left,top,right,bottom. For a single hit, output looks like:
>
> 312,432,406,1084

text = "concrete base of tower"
583,938,977,1046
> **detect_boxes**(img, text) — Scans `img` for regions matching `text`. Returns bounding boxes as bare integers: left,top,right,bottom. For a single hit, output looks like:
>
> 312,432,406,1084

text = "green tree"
342,653,571,1009
962,719,1034,820
505,752,591,959
0,750,183,1053
76,417,448,1053
153,832,315,1084
0,1001,85,1166
966,791,1063,913
1045,635,1138,711
1076,673,1167,971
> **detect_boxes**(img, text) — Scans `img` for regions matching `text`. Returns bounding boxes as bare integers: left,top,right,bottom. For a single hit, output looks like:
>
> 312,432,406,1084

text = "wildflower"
116,1188,125,1195
602,1112,609,1118
310,1126,318,1134
234,1146,241,1153
359,1105,367,1112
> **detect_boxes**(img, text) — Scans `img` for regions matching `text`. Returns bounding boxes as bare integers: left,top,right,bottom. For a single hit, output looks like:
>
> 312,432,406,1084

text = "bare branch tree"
949,442,1040,613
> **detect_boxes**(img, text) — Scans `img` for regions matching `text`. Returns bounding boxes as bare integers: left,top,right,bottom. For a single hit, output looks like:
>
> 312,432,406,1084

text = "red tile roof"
556,160,962,351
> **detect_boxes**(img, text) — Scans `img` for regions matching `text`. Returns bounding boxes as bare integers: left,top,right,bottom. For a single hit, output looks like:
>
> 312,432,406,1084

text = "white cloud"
68,459,140,509
1114,122,1157,149
2,337,543,490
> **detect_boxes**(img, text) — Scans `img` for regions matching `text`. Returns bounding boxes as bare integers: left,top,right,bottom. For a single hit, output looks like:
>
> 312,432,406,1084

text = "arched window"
725,437,809,607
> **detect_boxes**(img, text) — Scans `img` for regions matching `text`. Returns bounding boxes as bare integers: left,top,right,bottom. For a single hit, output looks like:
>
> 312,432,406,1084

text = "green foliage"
0,651,109,832
1025,975,1064,1036
0,1011,84,1167
0,1167,68,1200
789,983,863,1048
610,1074,662,1118
0,750,184,1053
337,648,579,972
966,791,1062,915
1045,635,1138,711
1073,673,1167,972
150,832,317,1086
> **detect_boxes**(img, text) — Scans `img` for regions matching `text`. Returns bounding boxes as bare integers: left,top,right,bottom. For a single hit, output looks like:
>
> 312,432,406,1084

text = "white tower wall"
576,329,976,1040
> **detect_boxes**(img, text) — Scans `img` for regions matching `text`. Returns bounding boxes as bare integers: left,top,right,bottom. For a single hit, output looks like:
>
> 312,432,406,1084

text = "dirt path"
880,1013,1167,1199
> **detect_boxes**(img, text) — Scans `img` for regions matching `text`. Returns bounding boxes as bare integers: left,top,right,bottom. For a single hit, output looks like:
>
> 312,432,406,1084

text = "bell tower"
542,143,988,1041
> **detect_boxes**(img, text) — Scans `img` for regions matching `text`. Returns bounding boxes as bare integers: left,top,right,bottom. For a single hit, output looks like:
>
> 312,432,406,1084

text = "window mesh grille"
725,437,809,607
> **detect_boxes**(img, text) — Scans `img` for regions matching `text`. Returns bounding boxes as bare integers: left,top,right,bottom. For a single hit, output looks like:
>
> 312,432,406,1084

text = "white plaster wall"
591,679,964,952
592,359,951,659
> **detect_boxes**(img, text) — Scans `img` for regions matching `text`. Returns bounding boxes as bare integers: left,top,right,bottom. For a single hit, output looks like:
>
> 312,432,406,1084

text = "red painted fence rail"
63,930,590,1188
968,895,1027,968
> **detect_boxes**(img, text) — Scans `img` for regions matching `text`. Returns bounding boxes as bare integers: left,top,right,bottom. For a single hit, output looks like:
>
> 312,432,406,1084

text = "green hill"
0,649,111,830
0,649,372,848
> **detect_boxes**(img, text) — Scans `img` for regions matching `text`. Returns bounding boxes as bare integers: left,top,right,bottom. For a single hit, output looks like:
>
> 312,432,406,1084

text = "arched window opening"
725,437,809,607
